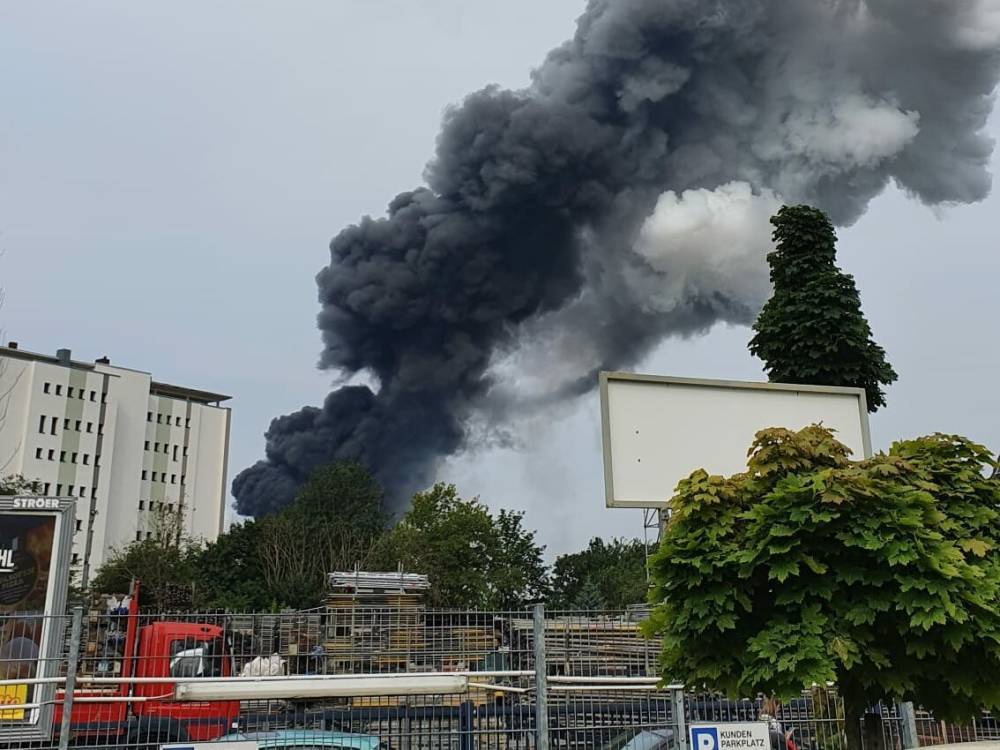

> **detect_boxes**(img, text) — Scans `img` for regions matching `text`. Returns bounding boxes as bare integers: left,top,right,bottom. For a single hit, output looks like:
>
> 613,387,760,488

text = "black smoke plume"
234,0,1000,516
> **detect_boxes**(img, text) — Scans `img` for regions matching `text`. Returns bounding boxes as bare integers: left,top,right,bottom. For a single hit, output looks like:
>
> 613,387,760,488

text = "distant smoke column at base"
233,0,1000,517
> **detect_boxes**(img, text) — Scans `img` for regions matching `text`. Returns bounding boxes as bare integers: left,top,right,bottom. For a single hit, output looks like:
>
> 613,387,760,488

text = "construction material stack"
324,570,430,677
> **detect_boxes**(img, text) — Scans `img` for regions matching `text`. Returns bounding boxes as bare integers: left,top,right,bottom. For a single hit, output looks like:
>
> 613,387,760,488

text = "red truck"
53,582,240,746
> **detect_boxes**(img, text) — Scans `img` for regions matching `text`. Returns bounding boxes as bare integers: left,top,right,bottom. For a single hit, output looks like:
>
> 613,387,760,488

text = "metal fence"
2,605,997,749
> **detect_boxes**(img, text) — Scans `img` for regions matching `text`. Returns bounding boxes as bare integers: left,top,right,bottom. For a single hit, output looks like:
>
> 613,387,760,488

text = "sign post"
0,496,76,744
690,722,772,750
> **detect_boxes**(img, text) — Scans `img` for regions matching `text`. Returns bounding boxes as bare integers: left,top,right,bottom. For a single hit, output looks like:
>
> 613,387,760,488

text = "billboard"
599,373,872,509
0,496,75,742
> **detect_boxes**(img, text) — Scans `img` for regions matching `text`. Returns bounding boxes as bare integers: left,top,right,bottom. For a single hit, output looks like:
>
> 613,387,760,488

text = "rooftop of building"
1,342,231,405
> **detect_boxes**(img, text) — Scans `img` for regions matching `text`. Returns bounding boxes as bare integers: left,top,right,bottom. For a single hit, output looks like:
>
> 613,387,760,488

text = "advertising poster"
1,514,57,720
0,497,74,742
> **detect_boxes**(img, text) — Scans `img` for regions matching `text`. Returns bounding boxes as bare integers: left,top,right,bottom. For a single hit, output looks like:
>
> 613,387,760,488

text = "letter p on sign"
692,727,719,750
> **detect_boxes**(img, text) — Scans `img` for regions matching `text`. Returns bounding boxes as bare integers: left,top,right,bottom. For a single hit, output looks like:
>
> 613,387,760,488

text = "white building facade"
0,343,231,585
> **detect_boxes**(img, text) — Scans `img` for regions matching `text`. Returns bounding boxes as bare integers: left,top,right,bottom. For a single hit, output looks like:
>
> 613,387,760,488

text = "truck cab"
54,584,240,745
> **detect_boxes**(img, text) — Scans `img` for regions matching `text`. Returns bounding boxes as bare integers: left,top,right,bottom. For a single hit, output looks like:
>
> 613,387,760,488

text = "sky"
1,1,997,558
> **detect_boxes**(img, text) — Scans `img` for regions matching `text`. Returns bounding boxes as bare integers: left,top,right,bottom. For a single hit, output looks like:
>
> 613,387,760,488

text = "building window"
87,422,93,433
50,416,58,435
100,392,106,404
156,414,162,424
55,384,62,396
138,500,145,510
63,418,70,430
42,482,50,494
35,447,43,459
75,420,81,431
169,503,175,512
71,452,78,464
78,390,84,400
94,455,101,467
172,445,178,461
38,415,46,434
72,553,79,564
59,451,66,463
82,454,89,465
146,532,153,540
171,474,177,484
97,423,103,435
47,449,54,460
183,446,188,457
79,487,86,497
144,440,150,450
55,483,62,495
141,470,148,480
147,411,152,422
174,416,180,426
154,442,160,452
185,418,190,428
43,382,51,394
136,531,142,541
180,475,186,485
90,390,96,401
67,387,74,398
91,487,97,499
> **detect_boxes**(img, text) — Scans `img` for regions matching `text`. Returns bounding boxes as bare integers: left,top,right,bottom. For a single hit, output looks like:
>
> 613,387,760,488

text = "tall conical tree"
749,205,897,412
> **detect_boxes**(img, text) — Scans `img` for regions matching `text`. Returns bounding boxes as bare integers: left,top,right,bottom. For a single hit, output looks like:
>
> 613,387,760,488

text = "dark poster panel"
1,514,57,721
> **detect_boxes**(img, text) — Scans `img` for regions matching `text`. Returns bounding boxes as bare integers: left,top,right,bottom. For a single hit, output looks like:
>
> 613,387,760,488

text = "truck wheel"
127,717,188,749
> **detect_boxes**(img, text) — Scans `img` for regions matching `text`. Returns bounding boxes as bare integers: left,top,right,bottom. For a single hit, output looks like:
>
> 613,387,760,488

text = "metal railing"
2,605,996,749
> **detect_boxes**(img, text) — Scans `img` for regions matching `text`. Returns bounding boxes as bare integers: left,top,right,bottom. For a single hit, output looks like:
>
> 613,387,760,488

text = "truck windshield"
169,637,226,678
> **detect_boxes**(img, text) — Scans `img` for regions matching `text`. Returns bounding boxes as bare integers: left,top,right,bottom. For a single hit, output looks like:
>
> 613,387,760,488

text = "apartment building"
0,343,231,585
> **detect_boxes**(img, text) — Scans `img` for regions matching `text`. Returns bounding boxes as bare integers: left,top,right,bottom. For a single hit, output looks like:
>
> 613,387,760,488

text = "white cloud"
629,181,782,315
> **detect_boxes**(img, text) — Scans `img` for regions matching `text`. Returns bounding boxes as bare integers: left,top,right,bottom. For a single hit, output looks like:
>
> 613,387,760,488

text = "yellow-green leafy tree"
644,426,1000,750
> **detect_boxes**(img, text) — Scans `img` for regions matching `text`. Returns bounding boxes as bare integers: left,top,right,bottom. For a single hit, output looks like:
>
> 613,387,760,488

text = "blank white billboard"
599,373,871,509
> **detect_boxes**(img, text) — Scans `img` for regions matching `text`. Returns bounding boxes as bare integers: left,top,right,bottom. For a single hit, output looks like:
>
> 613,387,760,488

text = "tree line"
87,462,651,612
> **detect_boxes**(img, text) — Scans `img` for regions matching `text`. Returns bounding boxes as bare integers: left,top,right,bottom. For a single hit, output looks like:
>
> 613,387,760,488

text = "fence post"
58,607,83,750
533,603,549,750
672,685,688,750
899,702,920,749
459,700,474,750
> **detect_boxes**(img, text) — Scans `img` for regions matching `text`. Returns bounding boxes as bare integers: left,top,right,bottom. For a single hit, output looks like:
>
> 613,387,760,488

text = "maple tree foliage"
645,425,1000,750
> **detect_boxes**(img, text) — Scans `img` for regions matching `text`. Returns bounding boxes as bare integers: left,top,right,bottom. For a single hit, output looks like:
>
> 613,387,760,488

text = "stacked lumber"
327,570,431,599
509,615,660,678
324,570,429,674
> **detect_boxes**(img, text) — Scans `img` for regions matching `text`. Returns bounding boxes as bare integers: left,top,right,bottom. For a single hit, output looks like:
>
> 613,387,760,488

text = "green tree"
189,462,388,610
644,425,1000,750
0,474,40,494
194,520,272,610
91,508,201,611
91,462,389,611
550,538,650,610
252,462,388,608
386,484,548,608
749,205,897,411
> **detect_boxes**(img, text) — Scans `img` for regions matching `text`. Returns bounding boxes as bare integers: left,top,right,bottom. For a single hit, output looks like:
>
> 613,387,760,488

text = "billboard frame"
0,495,76,743
599,372,873,509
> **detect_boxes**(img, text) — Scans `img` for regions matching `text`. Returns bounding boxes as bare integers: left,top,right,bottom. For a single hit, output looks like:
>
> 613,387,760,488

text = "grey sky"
2,1,997,557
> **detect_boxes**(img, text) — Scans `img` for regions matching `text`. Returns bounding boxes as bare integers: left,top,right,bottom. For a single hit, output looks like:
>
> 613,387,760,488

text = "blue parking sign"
692,726,720,750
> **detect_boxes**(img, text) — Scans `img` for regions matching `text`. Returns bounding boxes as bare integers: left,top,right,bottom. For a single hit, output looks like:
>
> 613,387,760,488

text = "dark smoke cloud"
234,0,1000,516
